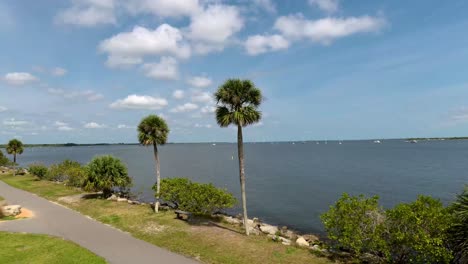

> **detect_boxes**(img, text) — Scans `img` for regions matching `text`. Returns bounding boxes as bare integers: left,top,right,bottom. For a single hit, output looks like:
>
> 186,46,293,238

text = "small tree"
6,139,24,164
448,187,468,263
321,193,388,259
83,155,132,197
138,115,169,213
157,178,237,215
386,195,453,263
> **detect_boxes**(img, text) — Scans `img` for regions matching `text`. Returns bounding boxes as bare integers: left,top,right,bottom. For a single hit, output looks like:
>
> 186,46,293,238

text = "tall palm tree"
215,79,262,235
138,115,169,213
6,139,24,164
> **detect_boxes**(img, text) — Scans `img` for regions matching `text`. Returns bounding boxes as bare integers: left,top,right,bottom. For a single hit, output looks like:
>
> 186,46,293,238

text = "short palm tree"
138,115,169,213
449,186,468,263
6,139,24,164
215,79,262,235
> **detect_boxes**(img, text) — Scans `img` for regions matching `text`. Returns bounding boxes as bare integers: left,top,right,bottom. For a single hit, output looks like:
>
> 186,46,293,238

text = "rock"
3,205,21,216
303,234,319,243
107,194,118,201
296,236,309,247
223,216,242,225
267,234,291,245
280,229,296,240
259,224,278,235
116,197,128,202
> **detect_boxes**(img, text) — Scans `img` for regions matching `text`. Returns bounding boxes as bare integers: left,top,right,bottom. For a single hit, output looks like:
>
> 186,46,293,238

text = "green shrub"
386,195,453,263
45,159,83,183
157,178,237,215
448,187,468,263
66,166,87,188
321,193,388,259
322,194,455,263
0,150,11,166
83,155,132,197
28,164,48,179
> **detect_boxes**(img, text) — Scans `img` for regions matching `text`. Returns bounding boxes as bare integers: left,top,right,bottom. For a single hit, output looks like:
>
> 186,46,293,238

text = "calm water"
6,140,468,233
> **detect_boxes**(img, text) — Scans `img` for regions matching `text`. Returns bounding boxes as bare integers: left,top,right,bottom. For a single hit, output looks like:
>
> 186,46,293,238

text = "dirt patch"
15,208,34,219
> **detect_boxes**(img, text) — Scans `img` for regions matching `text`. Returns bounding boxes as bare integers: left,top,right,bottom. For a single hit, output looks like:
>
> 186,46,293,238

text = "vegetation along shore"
1,80,467,263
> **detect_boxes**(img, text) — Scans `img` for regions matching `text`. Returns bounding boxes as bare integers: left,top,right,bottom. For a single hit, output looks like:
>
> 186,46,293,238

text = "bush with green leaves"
157,178,237,215
28,164,48,179
321,193,388,259
45,159,84,183
322,193,455,263
448,187,468,264
0,150,11,166
83,155,132,197
386,195,453,263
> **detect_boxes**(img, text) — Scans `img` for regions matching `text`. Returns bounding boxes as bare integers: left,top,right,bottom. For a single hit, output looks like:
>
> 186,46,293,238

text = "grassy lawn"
0,232,106,264
0,174,332,264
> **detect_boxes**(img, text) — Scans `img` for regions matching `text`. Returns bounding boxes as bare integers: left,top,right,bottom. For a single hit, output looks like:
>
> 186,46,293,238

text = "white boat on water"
212,143,216,146
373,140,381,144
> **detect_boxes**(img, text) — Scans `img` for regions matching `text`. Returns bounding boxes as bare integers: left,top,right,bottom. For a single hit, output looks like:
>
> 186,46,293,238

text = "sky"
1,0,468,143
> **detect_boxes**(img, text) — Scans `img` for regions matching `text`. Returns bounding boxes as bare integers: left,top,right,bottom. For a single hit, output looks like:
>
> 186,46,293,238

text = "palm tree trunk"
237,124,250,235
13,153,16,163
153,143,161,213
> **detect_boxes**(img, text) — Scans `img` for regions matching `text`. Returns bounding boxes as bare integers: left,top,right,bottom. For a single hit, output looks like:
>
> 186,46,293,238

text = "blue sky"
1,0,468,143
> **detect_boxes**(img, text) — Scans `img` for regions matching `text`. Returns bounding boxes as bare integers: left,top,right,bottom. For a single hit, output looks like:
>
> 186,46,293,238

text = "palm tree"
449,186,468,263
215,79,262,235
6,139,24,164
137,115,169,213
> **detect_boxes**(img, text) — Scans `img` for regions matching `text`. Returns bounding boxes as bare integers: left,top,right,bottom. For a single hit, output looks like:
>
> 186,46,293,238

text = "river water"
7,140,467,233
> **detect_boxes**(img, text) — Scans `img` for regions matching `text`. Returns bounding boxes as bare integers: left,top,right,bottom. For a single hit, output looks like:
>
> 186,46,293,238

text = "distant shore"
2,137,468,148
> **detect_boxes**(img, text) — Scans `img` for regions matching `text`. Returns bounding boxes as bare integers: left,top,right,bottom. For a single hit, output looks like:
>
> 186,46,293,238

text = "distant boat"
212,143,216,146
339,141,342,145
316,142,319,145
373,140,381,144
410,140,418,144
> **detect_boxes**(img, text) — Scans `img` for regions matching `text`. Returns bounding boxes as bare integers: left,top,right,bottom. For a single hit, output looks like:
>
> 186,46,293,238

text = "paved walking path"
0,180,197,264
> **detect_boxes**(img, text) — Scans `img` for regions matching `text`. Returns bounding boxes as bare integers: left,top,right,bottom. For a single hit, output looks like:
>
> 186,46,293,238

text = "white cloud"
173,90,185,99
57,125,74,131
308,0,339,13
99,24,190,68
194,123,212,128
54,121,69,127
201,105,216,114
47,88,104,101
187,76,212,88
3,118,30,127
252,0,276,13
191,91,213,103
274,14,385,44
0,106,7,112
117,124,133,129
3,72,38,86
188,5,244,54
3,118,29,126
124,0,200,17
84,122,105,128
142,57,179,80
245,34,289,55
170,103,199,113
55,0,117,27
51,67,67,76
110,94,168,110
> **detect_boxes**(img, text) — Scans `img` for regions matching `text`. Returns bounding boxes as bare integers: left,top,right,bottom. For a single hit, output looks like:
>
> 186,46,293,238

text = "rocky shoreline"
104,193,328,253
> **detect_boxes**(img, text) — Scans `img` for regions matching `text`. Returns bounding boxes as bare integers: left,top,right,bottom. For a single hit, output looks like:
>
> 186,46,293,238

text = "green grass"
0,174,81,200
0,232,106,264
0,174,333,264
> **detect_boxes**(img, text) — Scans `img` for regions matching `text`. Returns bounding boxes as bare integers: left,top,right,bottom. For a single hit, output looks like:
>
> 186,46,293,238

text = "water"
6,140,468,234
